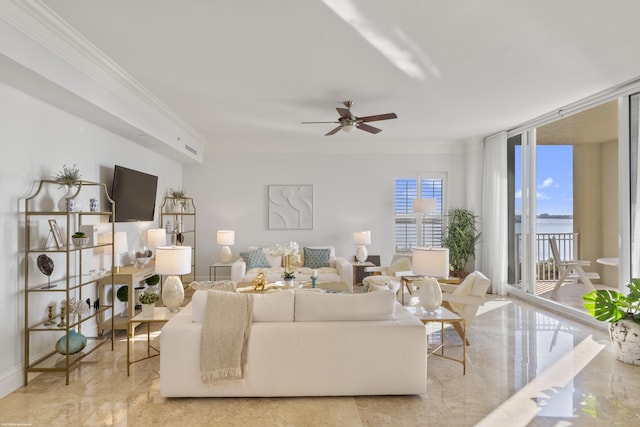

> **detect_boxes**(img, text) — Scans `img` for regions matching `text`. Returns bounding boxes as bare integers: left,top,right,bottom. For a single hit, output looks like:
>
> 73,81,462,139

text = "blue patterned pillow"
240,249,270,270
303,247,330,268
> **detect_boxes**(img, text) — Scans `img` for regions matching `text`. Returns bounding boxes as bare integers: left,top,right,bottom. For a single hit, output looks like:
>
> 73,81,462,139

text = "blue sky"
514,145,573,216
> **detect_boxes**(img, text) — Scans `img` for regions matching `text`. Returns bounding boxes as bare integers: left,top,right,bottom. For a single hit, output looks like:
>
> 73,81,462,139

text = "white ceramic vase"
609,316,640,365
419,278,442,313
141,303,155,318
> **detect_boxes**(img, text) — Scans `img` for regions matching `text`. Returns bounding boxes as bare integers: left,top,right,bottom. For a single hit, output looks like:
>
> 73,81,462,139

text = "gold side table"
407,306,466,374
127,307,176,376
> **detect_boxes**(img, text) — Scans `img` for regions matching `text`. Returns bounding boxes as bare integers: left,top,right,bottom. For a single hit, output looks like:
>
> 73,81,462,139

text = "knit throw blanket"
200,290,253,385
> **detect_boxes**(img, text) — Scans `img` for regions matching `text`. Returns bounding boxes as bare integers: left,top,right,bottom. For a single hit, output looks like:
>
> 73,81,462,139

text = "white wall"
184,147,477,281
0,81,183,398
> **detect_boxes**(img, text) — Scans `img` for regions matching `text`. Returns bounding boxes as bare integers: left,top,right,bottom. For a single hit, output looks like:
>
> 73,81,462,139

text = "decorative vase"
58,185,76,211
141,303,155,318
609,316,640,365
283,278,295,288
419,278,442,314
162,275,185,312
72,237,90,247
55,330,87,355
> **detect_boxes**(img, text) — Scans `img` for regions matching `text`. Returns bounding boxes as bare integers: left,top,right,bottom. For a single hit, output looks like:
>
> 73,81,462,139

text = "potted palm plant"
583,279,640,365
442,208,481,278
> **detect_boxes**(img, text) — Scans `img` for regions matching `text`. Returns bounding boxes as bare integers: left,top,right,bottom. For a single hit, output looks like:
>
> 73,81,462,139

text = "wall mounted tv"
111,165,158,222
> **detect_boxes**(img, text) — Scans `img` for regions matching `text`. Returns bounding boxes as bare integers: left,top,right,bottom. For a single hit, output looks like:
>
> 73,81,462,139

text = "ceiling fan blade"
336,108,351,118
301,121,340,124
357,123,382,134
358,113,398,122
325,125,343,136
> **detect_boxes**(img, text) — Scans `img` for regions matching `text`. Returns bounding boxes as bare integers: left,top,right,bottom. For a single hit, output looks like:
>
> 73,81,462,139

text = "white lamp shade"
412,247,449,278
147,228,167,250
155,246,192,275
413,198,437,213
217,230,235,246
353,230,371,245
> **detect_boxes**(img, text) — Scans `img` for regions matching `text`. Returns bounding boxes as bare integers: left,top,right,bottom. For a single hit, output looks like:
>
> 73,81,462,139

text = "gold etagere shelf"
159,196,196,283
23,180,115,385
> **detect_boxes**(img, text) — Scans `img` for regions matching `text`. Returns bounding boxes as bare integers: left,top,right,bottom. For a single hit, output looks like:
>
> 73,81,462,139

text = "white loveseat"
231,246,352,291
160,289,427,397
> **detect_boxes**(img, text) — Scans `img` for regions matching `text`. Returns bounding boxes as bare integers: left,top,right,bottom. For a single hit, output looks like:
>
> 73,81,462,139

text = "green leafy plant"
583,279,640,324
442,208,481,277
283,271,296,280
139,291,159,305
116,286,128,302
52,164,81,187
145,274,160,287
71,231,86,238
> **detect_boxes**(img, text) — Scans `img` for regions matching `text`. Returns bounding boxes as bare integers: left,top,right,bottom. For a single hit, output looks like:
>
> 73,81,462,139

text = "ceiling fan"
302,100,398,136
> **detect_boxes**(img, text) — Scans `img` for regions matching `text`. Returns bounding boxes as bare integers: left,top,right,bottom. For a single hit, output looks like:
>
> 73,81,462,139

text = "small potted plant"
139,291,160,317
52,164,82,210
170,187,188,211
583,279,640,365
71,231,89,248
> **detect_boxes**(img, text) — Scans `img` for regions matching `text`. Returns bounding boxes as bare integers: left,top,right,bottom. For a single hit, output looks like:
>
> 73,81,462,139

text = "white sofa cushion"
192,289,295,323
294,290,396,322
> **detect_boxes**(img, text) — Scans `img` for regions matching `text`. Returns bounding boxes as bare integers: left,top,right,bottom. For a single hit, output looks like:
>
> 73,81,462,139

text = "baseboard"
0,366,24,399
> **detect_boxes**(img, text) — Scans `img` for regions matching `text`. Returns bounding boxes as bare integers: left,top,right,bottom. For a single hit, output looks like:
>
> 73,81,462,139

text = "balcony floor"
535,280,617,313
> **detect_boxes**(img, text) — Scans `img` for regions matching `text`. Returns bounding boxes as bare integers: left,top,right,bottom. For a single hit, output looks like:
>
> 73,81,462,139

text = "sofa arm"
334,257,353,291
231,258,246,284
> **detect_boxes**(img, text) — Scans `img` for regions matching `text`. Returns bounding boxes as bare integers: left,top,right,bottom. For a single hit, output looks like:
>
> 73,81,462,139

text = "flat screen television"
111,165,158,222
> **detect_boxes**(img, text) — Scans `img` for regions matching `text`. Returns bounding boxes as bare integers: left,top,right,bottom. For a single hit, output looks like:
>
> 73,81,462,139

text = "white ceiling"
36,1,640,153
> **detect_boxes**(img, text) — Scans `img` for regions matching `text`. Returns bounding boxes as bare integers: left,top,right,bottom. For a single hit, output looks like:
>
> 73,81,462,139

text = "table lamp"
217,230,235,263
353,230,371,263
147,228,167,258
155,245,191,312
412,247,449,313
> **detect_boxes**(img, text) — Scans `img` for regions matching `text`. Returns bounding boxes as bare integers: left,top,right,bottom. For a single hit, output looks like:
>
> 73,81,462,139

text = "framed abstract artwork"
268,185,313,229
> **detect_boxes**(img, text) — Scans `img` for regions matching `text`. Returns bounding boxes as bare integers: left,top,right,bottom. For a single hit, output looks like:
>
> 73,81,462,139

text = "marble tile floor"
1,296,639,427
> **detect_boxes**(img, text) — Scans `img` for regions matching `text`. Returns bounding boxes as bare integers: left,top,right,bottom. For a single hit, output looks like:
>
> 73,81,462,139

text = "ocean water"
514,218,573,235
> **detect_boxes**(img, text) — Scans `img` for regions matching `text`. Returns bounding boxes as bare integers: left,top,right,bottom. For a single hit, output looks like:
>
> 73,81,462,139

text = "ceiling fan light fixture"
342,123,356,132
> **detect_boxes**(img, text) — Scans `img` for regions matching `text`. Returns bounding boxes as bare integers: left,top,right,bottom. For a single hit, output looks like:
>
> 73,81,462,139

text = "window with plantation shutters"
394,175,445,254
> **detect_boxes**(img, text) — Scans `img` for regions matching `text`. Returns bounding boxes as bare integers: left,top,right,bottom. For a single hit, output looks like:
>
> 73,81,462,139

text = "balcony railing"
514,232,579,283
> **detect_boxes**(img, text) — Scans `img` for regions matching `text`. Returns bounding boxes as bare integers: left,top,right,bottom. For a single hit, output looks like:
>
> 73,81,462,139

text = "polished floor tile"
1,296,639,426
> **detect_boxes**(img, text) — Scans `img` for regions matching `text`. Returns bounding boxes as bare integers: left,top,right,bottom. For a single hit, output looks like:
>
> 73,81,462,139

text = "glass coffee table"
407,305,466,374
127,307,176,376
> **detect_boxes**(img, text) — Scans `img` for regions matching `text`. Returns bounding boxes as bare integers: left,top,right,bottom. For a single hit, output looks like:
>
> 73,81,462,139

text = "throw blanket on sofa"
200,290,253,385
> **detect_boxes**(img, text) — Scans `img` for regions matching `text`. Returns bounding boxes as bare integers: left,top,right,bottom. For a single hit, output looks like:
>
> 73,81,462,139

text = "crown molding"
0,0,205,163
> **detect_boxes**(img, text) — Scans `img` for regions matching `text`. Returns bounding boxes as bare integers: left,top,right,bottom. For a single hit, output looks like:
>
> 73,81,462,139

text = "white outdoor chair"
440,271,490,345
548,237,598,298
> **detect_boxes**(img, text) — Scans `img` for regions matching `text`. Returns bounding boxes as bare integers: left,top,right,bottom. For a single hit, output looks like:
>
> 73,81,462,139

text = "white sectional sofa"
160,289,427,397
231,245,353,291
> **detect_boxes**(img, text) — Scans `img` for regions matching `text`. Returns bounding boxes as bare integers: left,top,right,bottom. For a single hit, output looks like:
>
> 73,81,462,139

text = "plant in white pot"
139,291,160,317
583,279,640,365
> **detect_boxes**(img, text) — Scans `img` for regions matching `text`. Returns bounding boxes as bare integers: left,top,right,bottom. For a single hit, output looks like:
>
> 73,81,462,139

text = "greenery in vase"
116,286,128,302
71,231,86,238
170,187,187,198
583,279,640,324
52,164,82,188
139,291,160,305
283,271,296,280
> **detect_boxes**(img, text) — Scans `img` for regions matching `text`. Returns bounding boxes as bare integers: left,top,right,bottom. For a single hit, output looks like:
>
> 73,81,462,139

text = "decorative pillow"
189,280,236,292
303,247,330,268
250,246,282,268
362,283,391,293
240,248,271,270
387,257,411,275
294,290,396,322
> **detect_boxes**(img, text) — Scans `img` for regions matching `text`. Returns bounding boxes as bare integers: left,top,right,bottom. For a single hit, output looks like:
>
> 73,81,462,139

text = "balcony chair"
440,270,491,345
548,237,598,298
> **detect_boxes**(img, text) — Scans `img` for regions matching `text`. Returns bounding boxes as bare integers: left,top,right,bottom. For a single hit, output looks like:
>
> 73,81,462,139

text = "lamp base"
355,245,368,263
162,275,184,312
220,246,232,263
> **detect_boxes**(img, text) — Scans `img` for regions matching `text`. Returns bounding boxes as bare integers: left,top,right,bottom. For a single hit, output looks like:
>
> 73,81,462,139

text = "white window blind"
394,176,445,253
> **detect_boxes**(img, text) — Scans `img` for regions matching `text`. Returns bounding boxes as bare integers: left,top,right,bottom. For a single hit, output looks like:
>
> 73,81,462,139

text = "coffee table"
237,281,350,293
407,305,466,374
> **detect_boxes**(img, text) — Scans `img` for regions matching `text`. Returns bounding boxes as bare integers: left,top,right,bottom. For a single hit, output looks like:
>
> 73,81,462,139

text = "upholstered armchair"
362,256,412,296
440,271,490,344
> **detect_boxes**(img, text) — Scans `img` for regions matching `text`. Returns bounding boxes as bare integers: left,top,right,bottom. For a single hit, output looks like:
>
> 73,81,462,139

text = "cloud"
538,177,553,189
515,190,521,199
537,191,550,200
